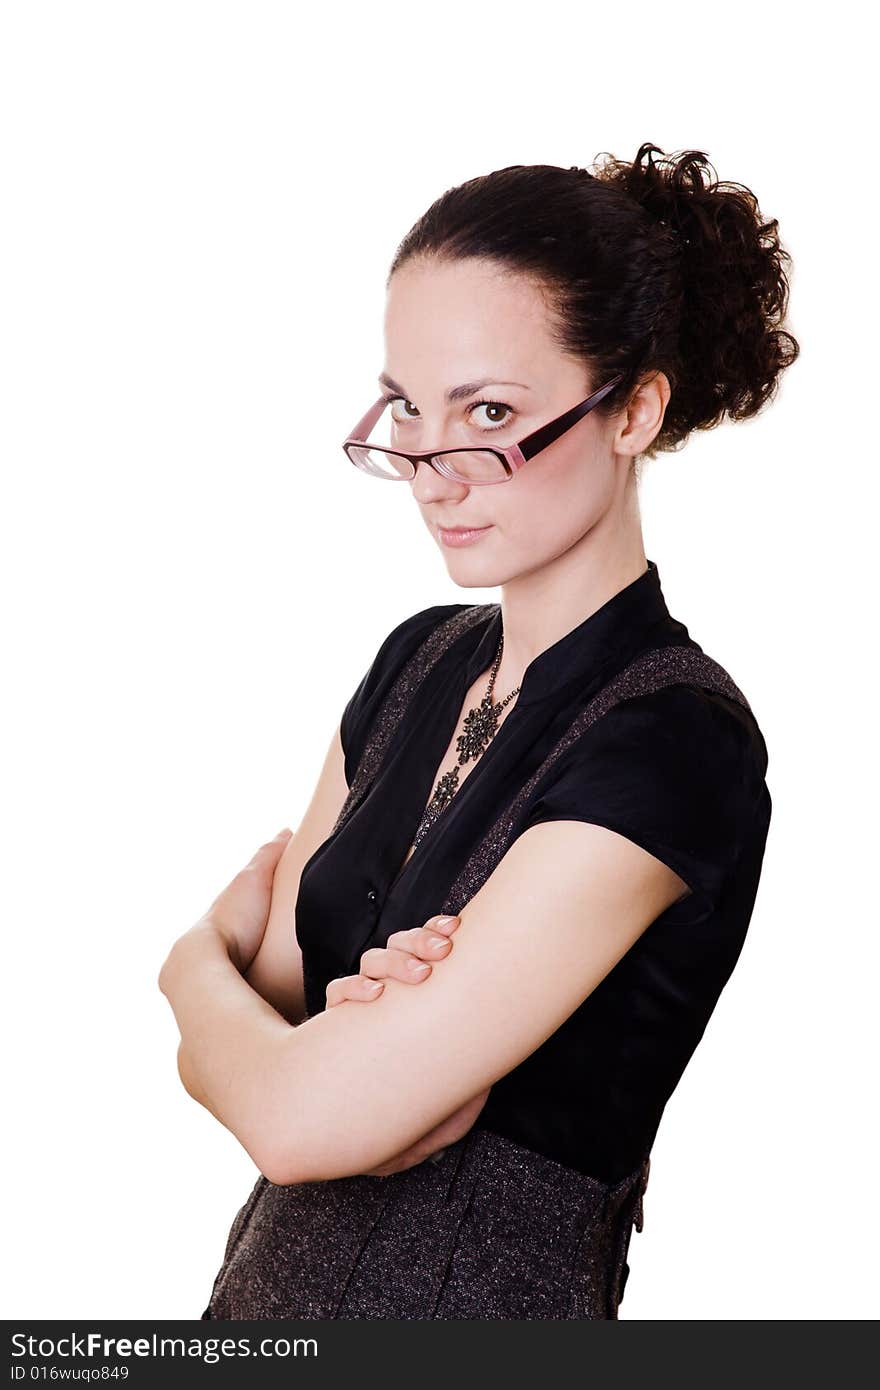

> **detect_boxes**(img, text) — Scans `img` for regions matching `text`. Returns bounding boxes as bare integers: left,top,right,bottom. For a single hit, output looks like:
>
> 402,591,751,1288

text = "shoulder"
522,674,770,918
587,677,767,782
339,602,474,785
363,601,475,677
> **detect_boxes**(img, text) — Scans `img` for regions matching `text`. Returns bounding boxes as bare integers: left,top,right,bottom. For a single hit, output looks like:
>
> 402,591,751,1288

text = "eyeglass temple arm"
513,373,625,462
344,375,624,457
344,398,388,446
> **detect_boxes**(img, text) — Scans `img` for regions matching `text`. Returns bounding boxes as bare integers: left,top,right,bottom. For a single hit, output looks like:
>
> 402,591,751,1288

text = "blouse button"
367,888,378,904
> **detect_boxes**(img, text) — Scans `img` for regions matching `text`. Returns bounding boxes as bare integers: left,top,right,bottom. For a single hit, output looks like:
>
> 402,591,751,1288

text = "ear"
614,371,671,458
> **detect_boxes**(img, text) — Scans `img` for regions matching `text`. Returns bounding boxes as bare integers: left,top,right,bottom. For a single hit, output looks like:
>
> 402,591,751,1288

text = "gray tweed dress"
201,1129,650,1319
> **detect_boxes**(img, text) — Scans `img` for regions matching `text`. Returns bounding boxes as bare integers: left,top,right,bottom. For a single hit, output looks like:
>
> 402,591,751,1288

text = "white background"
2,0,876,1321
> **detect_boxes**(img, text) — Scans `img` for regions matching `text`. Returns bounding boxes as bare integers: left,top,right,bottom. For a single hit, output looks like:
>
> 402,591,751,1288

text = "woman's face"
381,255,648,589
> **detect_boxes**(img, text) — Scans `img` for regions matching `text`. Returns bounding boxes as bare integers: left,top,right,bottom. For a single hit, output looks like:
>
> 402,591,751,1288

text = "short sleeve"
339,603,468,788
520,683,769,919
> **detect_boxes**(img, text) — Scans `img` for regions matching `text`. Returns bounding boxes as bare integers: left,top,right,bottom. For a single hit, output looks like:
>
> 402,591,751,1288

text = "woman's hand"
324,914,461,1006
325,913,491,1177
162,828,294,980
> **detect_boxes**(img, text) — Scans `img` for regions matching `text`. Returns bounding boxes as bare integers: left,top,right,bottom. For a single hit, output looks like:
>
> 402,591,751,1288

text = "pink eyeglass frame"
342,372,626,484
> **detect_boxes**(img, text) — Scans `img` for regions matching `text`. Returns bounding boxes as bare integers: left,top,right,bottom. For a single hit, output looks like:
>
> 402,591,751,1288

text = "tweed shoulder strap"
332,604,494,835
332,604,752,917
439,641,751,917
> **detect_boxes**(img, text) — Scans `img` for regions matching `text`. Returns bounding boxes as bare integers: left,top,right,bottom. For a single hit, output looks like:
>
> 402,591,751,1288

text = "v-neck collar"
460,559,671,707
383,560,670,901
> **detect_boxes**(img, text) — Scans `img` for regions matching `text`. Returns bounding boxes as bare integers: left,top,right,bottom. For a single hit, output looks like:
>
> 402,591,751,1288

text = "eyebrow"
378,372,532,404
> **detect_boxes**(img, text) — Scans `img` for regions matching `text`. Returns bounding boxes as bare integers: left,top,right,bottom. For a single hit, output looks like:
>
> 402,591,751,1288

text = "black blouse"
294,559,772,1184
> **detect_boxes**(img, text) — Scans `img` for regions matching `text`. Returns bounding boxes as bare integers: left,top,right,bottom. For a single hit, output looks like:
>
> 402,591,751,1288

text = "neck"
492,513,648,697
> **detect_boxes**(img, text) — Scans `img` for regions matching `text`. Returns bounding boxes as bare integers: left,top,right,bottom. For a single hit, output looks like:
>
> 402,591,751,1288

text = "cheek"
500,449,612,542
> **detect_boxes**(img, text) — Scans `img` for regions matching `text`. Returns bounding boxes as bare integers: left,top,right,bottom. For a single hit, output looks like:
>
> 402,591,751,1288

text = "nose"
409,457,471,506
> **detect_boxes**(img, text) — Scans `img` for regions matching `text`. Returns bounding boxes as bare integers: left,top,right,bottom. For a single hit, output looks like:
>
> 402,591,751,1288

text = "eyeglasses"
341,372,626,485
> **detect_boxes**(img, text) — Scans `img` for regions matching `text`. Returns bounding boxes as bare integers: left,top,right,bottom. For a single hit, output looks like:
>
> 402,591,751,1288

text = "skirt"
200,1127,650,1320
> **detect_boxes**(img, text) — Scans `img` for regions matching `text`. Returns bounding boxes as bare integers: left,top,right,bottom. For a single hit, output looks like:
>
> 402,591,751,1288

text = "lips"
436,522,494,548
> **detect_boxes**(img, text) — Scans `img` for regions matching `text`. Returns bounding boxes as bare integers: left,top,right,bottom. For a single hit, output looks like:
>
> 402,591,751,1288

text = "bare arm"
160,815,689,1184
242,720,350,1024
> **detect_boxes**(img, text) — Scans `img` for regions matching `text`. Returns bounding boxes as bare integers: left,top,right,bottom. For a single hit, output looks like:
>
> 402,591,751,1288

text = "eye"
468,400,515,431
382,395,420,424
381,395,516,432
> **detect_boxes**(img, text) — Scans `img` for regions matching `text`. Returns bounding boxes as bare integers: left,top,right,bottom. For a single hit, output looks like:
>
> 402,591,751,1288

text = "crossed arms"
159,721,688,1185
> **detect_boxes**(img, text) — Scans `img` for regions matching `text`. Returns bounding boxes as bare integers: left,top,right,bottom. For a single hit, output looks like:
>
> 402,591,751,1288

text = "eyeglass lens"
348,445,507,483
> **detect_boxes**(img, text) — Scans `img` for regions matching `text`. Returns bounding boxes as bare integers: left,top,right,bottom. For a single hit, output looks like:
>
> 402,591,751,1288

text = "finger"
381,925,456,959
429,913,460,935
359,945,434,983
384,915,459,950
247,828,293,864
325,974,385,1008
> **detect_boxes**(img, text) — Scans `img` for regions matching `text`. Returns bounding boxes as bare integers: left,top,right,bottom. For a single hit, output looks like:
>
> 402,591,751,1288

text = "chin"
442,555,512,591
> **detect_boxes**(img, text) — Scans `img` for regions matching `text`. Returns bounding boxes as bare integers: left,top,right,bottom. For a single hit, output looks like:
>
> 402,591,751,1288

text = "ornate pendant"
456,693,501,764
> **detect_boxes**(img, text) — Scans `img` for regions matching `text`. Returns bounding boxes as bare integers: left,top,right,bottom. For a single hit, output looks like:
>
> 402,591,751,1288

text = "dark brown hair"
387,143,800,462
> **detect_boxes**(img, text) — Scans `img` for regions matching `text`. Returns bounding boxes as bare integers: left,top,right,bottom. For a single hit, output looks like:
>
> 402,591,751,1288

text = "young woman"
159,143,799,1319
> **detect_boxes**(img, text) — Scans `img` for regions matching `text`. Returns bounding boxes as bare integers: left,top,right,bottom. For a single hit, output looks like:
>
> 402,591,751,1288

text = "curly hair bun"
594,142,800,444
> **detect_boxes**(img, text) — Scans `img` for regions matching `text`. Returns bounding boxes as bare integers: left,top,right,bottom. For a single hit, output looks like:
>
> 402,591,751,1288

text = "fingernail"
435,915,459,931
408,960,430,974
364,979,383,992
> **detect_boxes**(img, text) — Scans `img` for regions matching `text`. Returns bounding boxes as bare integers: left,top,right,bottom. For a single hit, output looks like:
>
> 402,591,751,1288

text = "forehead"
383,257,558,368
